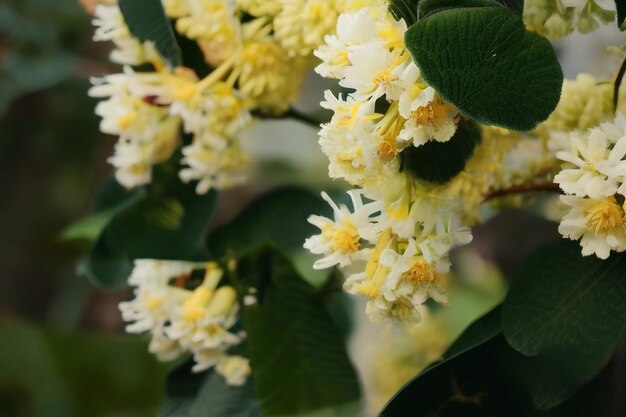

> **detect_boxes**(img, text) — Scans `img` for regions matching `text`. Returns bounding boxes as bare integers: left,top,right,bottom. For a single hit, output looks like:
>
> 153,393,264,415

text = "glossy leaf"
405,6,562,131
400,120,481,183
119,0,182,67
239,248,361,417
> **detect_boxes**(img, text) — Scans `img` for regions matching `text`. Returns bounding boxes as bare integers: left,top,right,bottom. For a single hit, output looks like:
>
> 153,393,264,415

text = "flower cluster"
552,113,626,259
90,0,347,193
119,260,251,383
524,0,615,39
305,2,490,324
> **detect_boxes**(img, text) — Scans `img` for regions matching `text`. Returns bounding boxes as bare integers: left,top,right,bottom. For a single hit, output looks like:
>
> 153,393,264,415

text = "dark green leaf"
61,177,144,242
499,0,523,13
379,307,579,416
119,0,182,67
208,187,332,286
417,0,501,20
104,162,218,261
239,248,361,417
443,305,502,359
503,240,626,394
389,0,418,24
400,120,481,183
158,361,261,417
405,7,562,131
84,235,134,290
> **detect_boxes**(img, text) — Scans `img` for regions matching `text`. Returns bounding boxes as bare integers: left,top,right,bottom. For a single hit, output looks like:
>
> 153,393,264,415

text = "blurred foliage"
0,0,91,113
0,319,168,417
0,2,172,415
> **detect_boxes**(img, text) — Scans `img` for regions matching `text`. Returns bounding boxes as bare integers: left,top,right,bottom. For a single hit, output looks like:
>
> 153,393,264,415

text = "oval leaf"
503,240,626,389
405,7,563,131
239,248,361,417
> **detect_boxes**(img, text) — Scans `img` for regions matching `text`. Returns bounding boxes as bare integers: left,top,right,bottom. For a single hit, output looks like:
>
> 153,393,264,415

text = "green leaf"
0,319,167,417
400,120,481,183
158,361,261,417
104,162,218,261
405,6,563,131
617,0,626,30
417,0,500,20
82,159,218,289
119,0,182,67
61,178,144,242
389,0,418,24
239,248,361,417
503,240,626,393
83,235,134,290
379,307,579,416
209,187,332,286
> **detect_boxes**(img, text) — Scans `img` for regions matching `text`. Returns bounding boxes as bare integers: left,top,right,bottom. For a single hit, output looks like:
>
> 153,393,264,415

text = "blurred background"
0,1,625,416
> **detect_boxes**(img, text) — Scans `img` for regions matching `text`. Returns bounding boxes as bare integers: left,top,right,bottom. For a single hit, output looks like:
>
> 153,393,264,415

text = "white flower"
314,7,381,79
554,129,620,199
179,139,248,194
340,42,403,101
119,261,248,377
215,355,252,386
148,335,185,361
397,97,458,147
304,190,382,269
273,0,343,56
559,195,626,259
128,259,195,288
379,239,448,306
396,62,436,119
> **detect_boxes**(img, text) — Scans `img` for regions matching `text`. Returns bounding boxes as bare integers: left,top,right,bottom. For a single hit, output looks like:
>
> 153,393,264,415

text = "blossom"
118,261,249,383
179,138,249,194
523,0,615,39
538,74,614,138
304,190,382,269
88,70,181,188
554,113,626,259
216,355,252,386
174,0,240,66
559,195,626,259
273,0,344,56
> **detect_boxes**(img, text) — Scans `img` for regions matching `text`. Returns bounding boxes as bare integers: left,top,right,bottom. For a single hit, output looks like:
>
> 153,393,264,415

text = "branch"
484,182,561,201
252,107,323,128
614,57,626,111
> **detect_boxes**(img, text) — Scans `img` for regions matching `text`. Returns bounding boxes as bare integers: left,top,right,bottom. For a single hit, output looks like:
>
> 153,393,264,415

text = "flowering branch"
484,182,561,201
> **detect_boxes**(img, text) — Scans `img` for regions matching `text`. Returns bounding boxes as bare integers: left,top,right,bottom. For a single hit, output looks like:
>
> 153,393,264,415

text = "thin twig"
252,107,323,128
484,182,561,201
614,57,626,111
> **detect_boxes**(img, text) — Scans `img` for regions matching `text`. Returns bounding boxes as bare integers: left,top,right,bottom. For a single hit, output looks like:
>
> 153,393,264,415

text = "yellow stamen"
365,228,393,280
585,196,626,234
